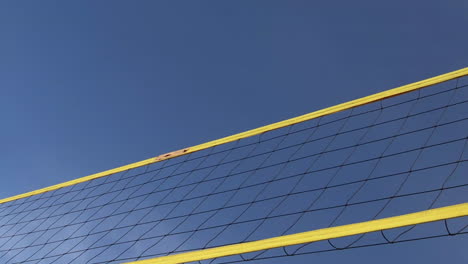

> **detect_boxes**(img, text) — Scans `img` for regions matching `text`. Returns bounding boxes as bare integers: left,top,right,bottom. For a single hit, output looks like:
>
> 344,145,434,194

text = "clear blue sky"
0,1,467,263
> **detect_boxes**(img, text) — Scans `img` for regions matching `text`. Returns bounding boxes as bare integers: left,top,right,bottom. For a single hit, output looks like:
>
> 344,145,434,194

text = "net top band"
1,67,467,205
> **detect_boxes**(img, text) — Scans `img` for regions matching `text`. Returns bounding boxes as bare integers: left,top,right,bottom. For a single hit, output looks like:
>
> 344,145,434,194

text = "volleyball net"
0,68,467,264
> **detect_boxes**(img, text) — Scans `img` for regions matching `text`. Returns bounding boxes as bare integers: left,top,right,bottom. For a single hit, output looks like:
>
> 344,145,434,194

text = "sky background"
0,0,467,263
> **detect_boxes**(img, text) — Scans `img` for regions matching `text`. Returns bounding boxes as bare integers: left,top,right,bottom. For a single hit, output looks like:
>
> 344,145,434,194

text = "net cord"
122,203,468,264
1,67,467,205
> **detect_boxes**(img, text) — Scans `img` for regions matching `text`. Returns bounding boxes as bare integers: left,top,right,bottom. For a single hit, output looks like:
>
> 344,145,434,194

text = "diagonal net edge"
123,203,468,264
1,67,467,206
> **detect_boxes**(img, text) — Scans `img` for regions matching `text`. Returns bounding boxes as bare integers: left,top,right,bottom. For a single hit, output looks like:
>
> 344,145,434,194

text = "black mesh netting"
0,76,467,264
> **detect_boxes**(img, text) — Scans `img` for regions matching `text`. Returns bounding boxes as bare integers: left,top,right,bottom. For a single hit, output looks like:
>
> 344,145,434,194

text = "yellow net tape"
1,67,467,206
124,203,468,264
